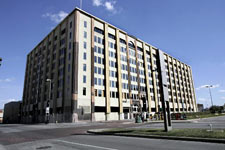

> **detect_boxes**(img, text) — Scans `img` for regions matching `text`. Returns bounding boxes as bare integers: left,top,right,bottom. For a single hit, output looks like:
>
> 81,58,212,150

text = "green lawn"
102,128,225,139
184,112,225,120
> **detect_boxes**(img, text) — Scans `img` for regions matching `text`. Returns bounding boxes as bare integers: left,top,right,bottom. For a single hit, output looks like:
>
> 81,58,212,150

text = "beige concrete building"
22,8,197,123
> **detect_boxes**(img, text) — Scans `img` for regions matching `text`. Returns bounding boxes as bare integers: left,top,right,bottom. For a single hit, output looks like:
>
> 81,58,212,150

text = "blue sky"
0,0,225,109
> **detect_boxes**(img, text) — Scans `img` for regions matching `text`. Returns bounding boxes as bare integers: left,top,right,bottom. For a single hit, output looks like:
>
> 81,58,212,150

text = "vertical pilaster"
167,56,175,113
181,64,188,112
104,23,111,120
125,35,132,119
189,67,197,112
91,18,95,121
176,60,183,112
134,40,141,100
72,10,80,122
116,29,123,119
150,47,158,113
172,58,180,112
143,42,151,113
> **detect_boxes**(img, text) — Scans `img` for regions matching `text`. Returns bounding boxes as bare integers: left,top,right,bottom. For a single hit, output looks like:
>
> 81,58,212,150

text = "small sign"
46,107,49,114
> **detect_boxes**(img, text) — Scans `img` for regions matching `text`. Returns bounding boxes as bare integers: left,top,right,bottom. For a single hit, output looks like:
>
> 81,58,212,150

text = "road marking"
54,139,118,150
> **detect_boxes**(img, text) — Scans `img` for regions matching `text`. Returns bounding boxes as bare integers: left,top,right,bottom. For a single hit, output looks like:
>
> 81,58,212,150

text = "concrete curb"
87,129,225,144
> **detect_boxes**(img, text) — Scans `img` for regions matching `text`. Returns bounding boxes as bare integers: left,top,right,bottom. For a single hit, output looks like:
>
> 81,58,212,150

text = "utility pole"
205,85,213,107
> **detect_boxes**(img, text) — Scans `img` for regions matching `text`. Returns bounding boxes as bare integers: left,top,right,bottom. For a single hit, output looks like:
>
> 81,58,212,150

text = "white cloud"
105,1,115,11
196,84,220,90
0,78,14,83
42,11,68,24
93,0,103,6
92,0,119,14
219,90,225,93
198,98,208,102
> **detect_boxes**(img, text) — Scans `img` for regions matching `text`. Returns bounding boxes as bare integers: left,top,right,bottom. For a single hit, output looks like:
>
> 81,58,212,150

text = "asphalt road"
4,135,225,150
0,116,225,150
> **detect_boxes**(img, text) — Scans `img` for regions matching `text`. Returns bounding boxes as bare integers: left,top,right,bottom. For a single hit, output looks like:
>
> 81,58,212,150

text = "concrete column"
150,46,158,113
115,29,123,120
176,60,183,112
125,35,132,119
72,10,80,122
181,63,188,112
171,58,180,112
142,42,152,114
91,18,95,121
189,67,197,112
167,55,175,113
104,23,111,120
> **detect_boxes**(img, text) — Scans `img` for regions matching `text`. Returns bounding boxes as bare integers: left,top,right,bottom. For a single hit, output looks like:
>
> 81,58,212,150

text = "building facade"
3,101,21,124
22,8,197,123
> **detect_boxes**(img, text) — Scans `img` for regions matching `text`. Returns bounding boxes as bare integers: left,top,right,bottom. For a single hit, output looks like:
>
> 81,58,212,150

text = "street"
0,116,225,149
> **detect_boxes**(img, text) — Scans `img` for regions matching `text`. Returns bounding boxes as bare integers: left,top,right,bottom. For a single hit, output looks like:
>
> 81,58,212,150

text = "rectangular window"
94,78,97,85
94,36,97,42
84,31,87,38
68,64,70,72
98,47,101,54
69,42,72,49
83,64,86,71
84,21,87,28
98,37,101,44
98,67,101,74
68,53,71,60
83,52,86,60
84,41,87,49
94,67,97,73
70,21,72,28
98,78,101,85
83,87,86,96
94,46,97,52
94,56,97,62
83,75,86,83
69,32,72,39
98,57,101,64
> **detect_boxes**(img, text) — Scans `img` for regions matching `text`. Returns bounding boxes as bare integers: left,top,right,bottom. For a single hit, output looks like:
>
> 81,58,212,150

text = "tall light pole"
46,79,51,123
0,57,2,67
205,85,213,107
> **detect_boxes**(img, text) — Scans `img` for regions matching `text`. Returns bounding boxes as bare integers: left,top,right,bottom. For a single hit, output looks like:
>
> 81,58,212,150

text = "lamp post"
205,85,213,107
0,57,2,67
46,79,51,123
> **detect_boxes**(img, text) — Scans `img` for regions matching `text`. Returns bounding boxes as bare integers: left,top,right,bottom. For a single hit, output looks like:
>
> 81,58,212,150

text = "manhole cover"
36,146,52,149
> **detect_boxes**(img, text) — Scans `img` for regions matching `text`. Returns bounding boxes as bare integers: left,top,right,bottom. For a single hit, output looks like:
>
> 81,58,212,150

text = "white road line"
55,139,118,150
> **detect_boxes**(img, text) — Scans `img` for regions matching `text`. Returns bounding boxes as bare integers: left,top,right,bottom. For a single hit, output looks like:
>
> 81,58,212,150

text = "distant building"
3,101,22,124
0,109,3,123
197,104,204,112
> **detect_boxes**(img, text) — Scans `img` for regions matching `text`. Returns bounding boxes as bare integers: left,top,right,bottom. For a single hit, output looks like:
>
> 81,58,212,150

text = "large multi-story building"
22,8,197,123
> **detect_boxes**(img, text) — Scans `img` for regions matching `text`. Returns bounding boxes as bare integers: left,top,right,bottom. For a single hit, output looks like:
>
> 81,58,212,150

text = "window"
98,67,101,74
83,52,86,60
68,64,70,72
84,21,87,28
83,64,86,71
94,78,97,85
94,36,97,42
98,57,101,64
94,46,97,52
70,21,72,28
98,37,101,44
84,31,87,38
84,41,87,49
98,78,102,85
69,42,72,49
68,53,71,60
94,67,97,73
83,75,86,83
83,87,86,96
69,32,72,39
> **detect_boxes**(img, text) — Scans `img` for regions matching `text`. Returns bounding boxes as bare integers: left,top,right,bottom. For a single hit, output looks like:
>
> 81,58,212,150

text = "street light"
46,79,51,123
0,57,2,67
204,85,213,107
